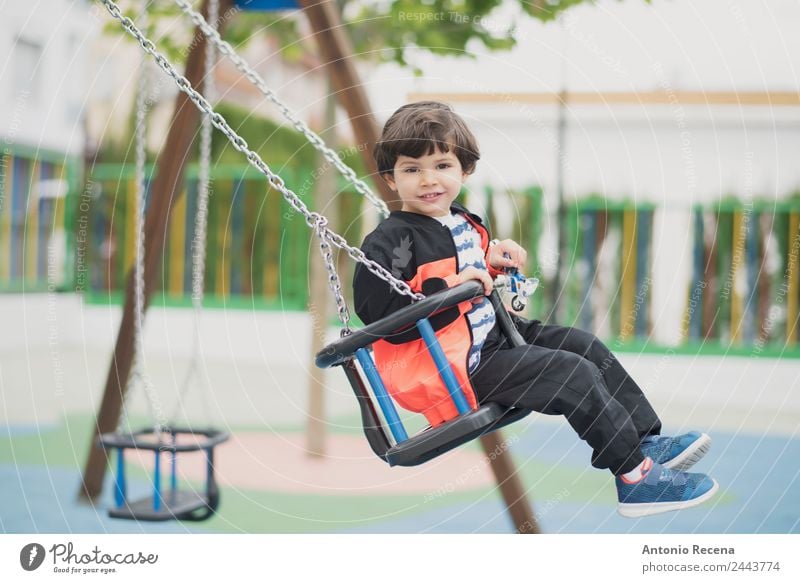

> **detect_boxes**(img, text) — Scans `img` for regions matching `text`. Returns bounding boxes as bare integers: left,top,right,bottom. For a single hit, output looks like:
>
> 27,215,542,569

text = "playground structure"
1,0,799,535
76,0,537,531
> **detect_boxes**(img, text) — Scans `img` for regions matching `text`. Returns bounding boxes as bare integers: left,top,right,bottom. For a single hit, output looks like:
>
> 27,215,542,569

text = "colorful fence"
482,185,546,317
13,151,799,357
561,199,655,342
687,200,800,349
0,147,77,293
82,164,364,310
472,189,654,342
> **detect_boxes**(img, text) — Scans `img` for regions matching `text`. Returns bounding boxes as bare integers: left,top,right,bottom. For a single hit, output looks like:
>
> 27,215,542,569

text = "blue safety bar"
355,348,408,443
353,316,474,445
114,448,126,508
170,434,178,500
153,450,162,511
416,318,471,415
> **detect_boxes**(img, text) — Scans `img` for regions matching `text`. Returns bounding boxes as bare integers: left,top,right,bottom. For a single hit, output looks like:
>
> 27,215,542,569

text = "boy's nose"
420,169,438,185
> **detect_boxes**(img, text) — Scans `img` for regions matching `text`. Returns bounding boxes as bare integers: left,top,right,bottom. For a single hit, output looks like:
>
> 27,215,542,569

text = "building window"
66,33,83,121
14,37,43,102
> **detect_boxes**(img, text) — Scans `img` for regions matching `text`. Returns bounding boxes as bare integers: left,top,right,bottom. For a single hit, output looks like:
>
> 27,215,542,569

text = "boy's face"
383,147,468,217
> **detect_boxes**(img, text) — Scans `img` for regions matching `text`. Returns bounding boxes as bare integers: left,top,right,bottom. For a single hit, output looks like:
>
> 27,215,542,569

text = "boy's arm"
353,241,466,327
353,244,415,326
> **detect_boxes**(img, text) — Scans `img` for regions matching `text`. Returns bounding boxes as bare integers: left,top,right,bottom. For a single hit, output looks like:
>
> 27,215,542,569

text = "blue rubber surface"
2,421,797,533
339,422,800,534
0,465,205,534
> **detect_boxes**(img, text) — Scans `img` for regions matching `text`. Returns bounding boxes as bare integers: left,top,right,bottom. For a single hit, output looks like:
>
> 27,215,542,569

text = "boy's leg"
513,319,662,439
475,322,719,516
471,343,645,475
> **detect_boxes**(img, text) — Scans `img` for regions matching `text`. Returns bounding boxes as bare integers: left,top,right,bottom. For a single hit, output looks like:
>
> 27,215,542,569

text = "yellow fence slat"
620,209,637,340
1,154,13,283
25,160,39,283
169,189,187,296
125,179,137,282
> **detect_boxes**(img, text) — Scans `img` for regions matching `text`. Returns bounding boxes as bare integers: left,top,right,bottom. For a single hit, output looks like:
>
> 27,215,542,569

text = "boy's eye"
401,164,451,173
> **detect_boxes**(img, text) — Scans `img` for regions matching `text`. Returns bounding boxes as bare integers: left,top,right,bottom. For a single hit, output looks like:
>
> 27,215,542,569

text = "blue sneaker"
640,431,711,471
616,458,719,518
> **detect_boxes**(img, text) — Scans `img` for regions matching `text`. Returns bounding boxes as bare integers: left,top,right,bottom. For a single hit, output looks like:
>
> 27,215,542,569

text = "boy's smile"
384,148,468,217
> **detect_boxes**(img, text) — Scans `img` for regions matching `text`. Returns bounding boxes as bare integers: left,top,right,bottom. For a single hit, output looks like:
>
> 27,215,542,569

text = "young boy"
353,101,718,518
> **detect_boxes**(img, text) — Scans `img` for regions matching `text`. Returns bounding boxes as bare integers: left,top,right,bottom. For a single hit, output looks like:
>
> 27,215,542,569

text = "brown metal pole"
79,0,234,502
480,433,540,533
299,0,538,533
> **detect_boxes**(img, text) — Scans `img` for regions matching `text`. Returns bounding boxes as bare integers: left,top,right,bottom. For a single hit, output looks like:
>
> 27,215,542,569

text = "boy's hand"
488,239,527,271
457,267,493,296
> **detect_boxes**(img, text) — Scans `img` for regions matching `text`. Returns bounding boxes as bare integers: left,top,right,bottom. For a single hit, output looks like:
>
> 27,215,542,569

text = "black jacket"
352,202,502,426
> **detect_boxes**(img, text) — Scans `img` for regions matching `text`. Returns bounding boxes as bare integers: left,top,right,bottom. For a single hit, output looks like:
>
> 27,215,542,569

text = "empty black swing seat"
98,427,229,522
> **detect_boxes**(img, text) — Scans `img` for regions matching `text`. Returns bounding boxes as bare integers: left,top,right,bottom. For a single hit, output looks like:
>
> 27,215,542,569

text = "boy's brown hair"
374,101,480,176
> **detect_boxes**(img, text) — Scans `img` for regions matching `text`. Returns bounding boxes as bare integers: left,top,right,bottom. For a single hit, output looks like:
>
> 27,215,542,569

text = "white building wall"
364,0,800,204
0,0,96,156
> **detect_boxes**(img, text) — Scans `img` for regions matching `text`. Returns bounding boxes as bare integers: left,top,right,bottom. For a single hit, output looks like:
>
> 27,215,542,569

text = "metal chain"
172,0,390,219
125,4,164,438
98,0,424,306
312,216,351,332
172,0,220,420
192,0,217,311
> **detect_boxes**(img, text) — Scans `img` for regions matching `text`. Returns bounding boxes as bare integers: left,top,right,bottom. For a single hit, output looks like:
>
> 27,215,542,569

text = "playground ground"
1,295,798,534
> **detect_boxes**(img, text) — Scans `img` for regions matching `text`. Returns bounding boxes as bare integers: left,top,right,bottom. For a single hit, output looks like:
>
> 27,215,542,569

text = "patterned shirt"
434,212,497,372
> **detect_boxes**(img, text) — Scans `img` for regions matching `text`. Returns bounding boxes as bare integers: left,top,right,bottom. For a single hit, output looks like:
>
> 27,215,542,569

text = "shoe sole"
663,433,712,471
617,479,719,518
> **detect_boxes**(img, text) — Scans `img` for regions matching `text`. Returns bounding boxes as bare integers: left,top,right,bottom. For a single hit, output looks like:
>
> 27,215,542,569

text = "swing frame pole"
297,0,397,211
298,0,539,533
79,0,234,503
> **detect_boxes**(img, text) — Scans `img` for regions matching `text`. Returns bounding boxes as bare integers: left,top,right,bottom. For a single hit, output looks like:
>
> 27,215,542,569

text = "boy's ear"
381,172,397,191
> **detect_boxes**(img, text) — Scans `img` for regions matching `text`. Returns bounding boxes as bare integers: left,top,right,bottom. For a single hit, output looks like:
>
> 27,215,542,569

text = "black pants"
469,317,662,475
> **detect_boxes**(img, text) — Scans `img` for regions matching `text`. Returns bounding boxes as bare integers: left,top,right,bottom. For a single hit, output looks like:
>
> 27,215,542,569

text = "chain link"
172,0,220,420
312,217,351,332
192,0,217,310
172,0,390,219
125,5,163,438
98,0,424,305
